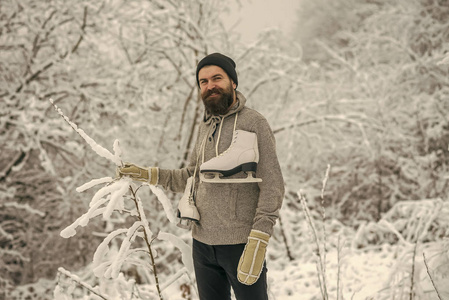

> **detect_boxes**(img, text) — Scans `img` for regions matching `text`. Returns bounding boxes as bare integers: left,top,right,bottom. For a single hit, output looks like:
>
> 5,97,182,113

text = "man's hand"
117,163,150,183
237,229,270,285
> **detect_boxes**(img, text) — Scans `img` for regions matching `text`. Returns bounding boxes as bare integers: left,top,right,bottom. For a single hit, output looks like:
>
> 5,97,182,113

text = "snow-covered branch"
49,99,122,166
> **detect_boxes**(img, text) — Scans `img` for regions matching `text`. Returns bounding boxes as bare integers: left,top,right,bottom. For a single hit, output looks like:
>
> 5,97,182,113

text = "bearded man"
119,53,284,300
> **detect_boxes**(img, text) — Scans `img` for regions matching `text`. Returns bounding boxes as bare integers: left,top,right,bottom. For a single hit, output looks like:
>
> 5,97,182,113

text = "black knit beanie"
196,53,238,87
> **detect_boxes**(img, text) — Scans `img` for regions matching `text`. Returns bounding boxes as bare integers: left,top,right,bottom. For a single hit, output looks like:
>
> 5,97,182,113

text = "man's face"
198,65,236,115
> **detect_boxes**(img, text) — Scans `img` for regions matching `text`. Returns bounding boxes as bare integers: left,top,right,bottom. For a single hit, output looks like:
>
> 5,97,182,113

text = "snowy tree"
46,102,193,299
290,0,449,222
5,0,449,298
0,0,238,294
1,0,103,289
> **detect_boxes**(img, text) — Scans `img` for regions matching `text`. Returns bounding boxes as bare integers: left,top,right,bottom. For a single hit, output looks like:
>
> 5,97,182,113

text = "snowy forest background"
1,0,449,299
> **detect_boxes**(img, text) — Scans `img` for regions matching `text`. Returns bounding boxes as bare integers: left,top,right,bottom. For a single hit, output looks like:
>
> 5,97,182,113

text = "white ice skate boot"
200,130,262,183
177,176,200,229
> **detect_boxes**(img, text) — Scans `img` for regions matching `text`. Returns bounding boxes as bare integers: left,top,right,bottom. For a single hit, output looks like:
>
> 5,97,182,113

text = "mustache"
203,88,224,99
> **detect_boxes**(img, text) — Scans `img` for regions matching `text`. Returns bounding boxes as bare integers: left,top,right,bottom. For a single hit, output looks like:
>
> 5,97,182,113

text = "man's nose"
206,81,216,90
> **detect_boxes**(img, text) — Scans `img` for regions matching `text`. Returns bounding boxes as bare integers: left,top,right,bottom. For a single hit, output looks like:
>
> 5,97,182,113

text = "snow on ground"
266,228,449,300
7,199,449,300
8,236,448,300
267,242,448,300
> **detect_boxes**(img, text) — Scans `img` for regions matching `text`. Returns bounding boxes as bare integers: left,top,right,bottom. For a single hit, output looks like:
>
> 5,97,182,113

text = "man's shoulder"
239,106,274,133
240,106,267,122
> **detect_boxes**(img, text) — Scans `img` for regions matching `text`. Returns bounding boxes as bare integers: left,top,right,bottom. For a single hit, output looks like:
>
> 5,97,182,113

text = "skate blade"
199,172,262,183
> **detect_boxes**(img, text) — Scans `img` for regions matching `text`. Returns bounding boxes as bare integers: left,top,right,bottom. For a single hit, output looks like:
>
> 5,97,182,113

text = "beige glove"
118,163,158,185
237,229,270,285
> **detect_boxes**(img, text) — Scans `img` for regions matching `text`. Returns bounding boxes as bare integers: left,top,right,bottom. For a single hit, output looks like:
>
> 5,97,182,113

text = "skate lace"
218,131,238,156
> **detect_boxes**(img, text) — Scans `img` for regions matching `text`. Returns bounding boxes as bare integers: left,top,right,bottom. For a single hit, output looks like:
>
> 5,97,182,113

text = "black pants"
192,239,268,300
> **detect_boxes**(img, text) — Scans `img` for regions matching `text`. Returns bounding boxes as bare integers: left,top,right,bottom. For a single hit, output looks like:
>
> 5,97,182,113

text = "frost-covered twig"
278,214,294,261
337,235,344,300
437,53,449,65
299,191,328,300
60,177,129,238
299,164,331,300
57,267,108,300
159,268,191,293
149,185,177,224
409,243,417,300
1,202,45,217
423,253,443,300
76,177,115,193
157,232,194,274
49,98,122,166
320,164,330,300
129,186,164,300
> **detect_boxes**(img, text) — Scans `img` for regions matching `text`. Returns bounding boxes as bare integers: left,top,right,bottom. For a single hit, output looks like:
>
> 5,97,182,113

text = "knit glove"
117,163,158,185
237,229,270,285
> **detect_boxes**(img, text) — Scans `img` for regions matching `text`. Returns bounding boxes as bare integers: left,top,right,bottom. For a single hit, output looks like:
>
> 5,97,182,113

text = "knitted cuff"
149,167,159,185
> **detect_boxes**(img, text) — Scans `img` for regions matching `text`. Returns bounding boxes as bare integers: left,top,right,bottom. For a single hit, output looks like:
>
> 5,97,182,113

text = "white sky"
223,0,301,43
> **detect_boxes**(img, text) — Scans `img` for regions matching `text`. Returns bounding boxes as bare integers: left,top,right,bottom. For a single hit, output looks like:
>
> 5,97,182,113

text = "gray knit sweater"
157,91,285,245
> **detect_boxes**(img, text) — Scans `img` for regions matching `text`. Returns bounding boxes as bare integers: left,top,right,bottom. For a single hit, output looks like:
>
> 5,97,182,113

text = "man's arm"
251,117,285,235
119,133,200,193
237,117,284,285
157,166,195,193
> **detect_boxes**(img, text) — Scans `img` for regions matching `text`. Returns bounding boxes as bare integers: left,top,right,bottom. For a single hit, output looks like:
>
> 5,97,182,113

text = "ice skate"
177,176,200,229
200,130,262,183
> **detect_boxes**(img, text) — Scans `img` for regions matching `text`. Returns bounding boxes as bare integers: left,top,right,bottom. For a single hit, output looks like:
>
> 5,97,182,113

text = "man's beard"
201,84,234,116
